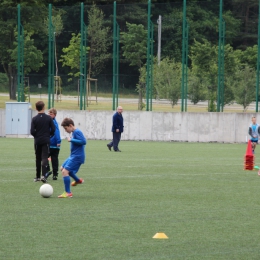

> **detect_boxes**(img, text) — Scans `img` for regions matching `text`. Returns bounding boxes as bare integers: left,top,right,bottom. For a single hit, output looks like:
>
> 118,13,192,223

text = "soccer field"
1,138,260,260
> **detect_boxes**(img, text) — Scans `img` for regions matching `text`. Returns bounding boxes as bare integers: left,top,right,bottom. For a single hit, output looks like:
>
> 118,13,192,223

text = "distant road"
0,92,258,112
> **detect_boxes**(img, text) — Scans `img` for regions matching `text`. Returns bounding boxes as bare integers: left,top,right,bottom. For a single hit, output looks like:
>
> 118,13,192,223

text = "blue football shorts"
62,158,81,175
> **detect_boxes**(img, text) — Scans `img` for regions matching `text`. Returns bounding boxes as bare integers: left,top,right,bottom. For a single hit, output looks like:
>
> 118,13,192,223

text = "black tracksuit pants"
49,148,60,177
34,143,50,178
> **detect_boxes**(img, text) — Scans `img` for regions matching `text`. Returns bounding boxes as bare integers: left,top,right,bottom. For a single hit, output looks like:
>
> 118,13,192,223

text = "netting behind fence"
0,2,259,111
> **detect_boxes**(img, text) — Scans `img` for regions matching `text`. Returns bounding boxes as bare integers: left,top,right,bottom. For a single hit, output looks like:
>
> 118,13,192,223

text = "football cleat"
58,192,73,198
71,178,84,186
40,176,47,183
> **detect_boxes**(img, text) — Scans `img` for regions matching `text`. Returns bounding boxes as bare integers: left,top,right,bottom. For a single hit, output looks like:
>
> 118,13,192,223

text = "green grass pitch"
1,138,260,260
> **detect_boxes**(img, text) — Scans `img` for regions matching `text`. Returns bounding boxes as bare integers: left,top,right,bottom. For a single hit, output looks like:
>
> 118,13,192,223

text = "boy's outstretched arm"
70,138,86,145
69,131,86,145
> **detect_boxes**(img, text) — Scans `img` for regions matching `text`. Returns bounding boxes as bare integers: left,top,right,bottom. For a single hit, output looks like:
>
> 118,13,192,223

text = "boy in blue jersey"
58,118,87,198
248,116,260,154
45,108,61,181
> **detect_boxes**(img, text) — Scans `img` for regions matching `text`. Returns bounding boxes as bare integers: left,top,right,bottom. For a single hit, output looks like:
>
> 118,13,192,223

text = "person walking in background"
58,118,86,198
107,106,124,152
249,116,260,154
30,101,55,182
45,108,61,181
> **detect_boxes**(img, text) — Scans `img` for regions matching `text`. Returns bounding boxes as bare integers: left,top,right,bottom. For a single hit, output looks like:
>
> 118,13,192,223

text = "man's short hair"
35,101,45,111
61,118,74,127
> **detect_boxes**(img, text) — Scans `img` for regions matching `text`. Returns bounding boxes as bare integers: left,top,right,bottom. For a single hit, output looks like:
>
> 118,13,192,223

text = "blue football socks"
63,176,71,193
69,171,80,182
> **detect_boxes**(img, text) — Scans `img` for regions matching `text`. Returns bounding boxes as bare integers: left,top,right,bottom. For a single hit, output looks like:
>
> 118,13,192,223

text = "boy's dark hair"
61,118,74,127
35,101,45,111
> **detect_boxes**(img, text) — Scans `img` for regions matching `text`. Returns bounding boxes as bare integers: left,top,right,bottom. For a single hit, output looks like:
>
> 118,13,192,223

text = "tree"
87,4,112,97
87,4,111,78
11,32,44,75
0,2,46,99
230,0,259,49
60,4,110,98
190,39,218,109
188,74,207,105
190,39,239,108
59,33,85,79
234,45,257,68
44,10,64,77
152,2,241,63
231,65,256,111
153,57,181,107
120,22,147,109
139,57,181,108
120,22,147,69
0,73,8,91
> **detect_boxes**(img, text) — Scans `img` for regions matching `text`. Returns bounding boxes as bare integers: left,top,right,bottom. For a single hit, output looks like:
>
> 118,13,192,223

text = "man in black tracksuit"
30,101,55,182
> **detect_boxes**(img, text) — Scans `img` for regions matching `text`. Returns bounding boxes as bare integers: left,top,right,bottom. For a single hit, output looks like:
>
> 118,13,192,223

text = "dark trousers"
34,143,50,178
49,148,60,176
108,132,121,151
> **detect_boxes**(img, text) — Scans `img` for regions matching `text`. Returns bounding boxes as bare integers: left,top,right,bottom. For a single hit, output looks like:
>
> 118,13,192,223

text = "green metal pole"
21,27,24,102
84,23,87,110
17,5,24,102
116,22,119,108
80,4,87,110
48,4,54,109
221,21,225,112
51,25,55,108
150,22,154,111
181,0,187,112
256,0,260,112
80,2,84,110
112,1,117,110
17,4,21,102
79,3,88,110
48,4,51,108
146,0,151,111
184,23,189,112
217,0,223,112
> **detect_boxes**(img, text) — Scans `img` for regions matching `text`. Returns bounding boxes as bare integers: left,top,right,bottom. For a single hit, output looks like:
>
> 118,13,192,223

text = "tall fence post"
256,0,260,112
48,4,55,109
80,2,87,110
217,0,225,112
113,1,119,110
116,22,119,108
146,0,153,111
17,4,24,102
181,0,188,112
150,22,154,111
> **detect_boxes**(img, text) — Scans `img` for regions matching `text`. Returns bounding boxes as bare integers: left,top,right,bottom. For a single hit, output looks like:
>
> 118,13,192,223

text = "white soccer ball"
39,184,53,198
